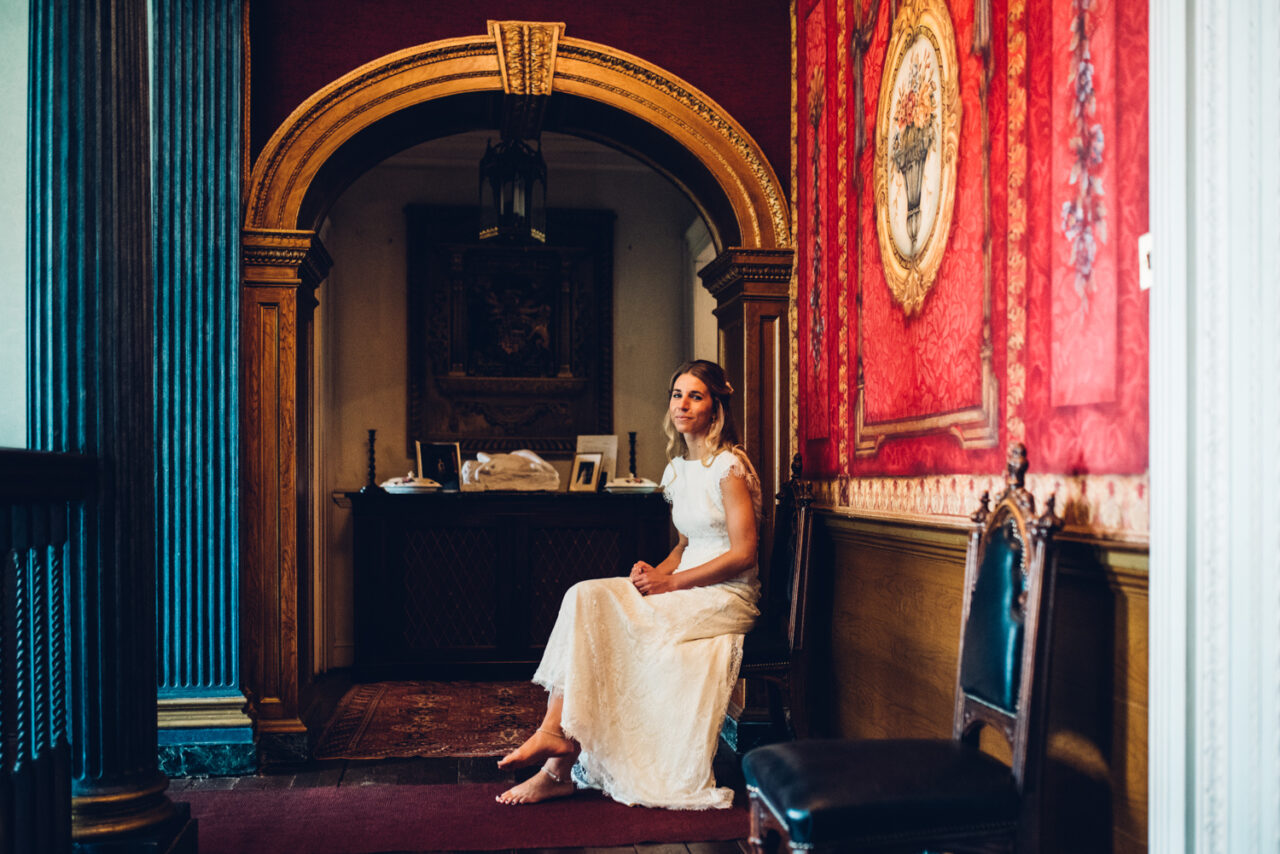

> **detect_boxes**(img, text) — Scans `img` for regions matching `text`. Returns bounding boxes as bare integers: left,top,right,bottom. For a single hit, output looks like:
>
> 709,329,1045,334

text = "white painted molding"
1150,0,1280,850
1147,0,1189,834
0,0,28,446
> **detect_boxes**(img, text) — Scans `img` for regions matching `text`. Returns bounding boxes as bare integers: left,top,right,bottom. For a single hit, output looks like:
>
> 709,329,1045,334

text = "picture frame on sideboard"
569,452,603,493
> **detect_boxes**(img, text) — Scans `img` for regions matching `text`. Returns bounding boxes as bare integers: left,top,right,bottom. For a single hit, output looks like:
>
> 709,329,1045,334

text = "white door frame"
1149,0,1280,849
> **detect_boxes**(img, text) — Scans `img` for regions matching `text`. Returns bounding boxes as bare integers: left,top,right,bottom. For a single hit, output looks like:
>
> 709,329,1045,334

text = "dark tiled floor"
171,744,750,854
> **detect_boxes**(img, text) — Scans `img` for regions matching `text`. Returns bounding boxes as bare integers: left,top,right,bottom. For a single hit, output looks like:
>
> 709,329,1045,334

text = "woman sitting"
496,359,762,809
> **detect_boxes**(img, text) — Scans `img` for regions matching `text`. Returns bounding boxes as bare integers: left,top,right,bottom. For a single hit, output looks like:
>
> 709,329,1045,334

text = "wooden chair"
742,443,1062,853
739,453,816,740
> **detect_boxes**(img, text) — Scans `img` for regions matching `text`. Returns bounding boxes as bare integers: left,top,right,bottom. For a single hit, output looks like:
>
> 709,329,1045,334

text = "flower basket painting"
873,0,961,316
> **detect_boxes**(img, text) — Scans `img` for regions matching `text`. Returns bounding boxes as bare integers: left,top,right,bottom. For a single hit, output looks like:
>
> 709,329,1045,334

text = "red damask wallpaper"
794,0,1148,479
798,0,841,475
1023,0,1149,473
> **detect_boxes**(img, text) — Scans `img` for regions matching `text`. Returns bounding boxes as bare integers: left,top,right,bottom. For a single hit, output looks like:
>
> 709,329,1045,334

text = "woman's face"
669,373,715,438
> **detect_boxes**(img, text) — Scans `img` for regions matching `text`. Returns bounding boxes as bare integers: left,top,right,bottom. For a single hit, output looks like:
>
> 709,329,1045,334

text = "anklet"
537,726,567,740
541,765,563,783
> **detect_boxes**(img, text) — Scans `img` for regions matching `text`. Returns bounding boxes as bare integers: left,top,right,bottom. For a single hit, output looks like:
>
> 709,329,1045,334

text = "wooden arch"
245,30,789,244
241,24,793,740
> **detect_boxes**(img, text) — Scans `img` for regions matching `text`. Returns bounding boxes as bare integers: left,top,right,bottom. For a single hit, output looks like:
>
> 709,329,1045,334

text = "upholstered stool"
744,737,1018,850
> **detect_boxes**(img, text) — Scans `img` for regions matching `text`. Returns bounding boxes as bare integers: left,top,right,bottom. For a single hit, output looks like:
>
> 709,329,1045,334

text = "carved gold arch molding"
245,24,791,250
239,23,792,741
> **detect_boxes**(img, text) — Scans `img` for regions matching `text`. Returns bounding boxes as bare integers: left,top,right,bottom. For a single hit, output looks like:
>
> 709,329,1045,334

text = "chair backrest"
952,443,1061,789
760,453,815,652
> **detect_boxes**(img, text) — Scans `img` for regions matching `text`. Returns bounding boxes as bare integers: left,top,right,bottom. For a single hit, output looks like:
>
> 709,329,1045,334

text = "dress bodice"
660,449,761,597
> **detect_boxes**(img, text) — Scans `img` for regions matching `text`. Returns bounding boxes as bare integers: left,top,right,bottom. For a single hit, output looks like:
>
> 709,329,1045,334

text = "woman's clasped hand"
629,560,678,596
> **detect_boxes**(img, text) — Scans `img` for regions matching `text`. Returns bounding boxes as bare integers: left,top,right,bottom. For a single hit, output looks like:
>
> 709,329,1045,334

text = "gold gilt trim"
836,0,851,472
72,775,176,840
553,67,759,247
1006,0,1029,443
811,470,1151,545
157,695,254,730
246,32,789,256
247,40,499,229
488,20,564,96
555,43,790,250
872,0,962,316
789,0,800,460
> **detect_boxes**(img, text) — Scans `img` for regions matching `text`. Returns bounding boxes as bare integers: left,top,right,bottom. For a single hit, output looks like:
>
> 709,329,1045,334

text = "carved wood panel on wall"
406,205,615,458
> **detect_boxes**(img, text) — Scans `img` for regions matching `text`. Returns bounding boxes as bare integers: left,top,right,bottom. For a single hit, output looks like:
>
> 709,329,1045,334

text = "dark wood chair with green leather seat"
740,452,815,740
742,443,1062,853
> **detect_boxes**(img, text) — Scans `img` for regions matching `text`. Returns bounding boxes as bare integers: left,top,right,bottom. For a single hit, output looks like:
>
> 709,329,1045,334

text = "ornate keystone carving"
489,20,565,96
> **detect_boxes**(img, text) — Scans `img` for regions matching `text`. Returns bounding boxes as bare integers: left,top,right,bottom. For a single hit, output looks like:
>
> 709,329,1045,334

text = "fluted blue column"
150,0,253,778
27,0,193,848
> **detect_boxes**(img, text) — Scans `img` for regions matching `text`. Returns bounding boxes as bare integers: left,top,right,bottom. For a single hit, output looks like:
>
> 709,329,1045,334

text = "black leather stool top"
743,738,1019,848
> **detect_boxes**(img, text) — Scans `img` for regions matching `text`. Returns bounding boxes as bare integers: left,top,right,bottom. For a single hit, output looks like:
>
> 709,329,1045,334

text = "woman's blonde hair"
662,359,742,465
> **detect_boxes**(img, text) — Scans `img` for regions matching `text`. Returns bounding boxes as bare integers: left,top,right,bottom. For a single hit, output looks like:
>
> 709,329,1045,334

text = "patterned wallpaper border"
811,470,1150,545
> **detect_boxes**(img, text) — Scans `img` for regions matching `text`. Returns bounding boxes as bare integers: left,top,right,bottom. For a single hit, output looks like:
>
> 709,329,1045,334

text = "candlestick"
360,428,385,494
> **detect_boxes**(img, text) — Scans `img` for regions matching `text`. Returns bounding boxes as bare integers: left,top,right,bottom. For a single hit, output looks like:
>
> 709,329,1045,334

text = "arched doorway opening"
241,25,792,739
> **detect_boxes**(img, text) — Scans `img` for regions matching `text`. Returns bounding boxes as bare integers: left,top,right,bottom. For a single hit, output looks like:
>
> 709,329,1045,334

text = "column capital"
243,228,333,289
698,247,794,302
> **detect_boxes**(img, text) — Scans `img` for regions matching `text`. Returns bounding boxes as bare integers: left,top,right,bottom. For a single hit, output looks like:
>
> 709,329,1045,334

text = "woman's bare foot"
495,765,576,805
497,728,577,770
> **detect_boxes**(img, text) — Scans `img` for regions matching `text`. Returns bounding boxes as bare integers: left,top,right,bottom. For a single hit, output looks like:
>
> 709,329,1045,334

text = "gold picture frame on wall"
873,0,962,316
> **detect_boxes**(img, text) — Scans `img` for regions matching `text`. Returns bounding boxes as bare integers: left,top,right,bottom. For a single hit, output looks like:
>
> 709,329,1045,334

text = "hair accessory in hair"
724,381,734,395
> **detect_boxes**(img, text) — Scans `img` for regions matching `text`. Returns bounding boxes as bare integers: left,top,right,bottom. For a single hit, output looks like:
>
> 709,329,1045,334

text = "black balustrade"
0,449,96,854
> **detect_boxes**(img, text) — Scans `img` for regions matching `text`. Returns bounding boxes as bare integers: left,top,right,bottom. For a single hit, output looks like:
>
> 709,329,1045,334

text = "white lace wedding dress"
531,448,762,809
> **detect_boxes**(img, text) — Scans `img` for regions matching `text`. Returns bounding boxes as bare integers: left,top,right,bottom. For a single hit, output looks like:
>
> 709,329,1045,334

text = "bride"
496,359,762,808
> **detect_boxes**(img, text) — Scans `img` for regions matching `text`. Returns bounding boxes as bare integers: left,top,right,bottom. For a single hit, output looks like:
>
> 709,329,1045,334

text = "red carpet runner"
314,681,547,760
178,783,748,853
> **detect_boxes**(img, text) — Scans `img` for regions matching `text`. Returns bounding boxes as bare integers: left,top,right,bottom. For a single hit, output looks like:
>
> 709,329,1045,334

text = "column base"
73,802,195,854
158,729,256,778
157,694,257,777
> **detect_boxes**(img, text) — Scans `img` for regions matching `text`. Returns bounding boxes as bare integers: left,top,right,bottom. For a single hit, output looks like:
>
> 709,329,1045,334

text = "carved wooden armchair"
742,443,1062,853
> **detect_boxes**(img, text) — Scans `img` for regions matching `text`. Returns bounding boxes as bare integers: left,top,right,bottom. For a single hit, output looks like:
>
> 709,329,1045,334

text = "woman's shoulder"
710,446,756,476
712,447,762,520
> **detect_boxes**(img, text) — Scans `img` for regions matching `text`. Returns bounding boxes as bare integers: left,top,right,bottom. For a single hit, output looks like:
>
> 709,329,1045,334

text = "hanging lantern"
478,136,547,243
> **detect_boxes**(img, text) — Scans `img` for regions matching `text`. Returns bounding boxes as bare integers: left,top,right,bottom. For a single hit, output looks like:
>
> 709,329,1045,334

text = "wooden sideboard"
347,490,672,679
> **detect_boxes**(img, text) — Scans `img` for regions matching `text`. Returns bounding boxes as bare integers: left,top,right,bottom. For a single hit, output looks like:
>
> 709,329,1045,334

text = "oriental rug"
313,681,547,761
178,783,748,853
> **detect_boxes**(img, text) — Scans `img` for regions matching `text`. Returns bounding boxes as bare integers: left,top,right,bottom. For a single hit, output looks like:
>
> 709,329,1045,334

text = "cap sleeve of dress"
715,449,763,522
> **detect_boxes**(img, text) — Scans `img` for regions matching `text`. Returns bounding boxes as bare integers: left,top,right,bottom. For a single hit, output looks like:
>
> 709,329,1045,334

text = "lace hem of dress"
532,674,737,810
570,756,736,810
534,640,746,811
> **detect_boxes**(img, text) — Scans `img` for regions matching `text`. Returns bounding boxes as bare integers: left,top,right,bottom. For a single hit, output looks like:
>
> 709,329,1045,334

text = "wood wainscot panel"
1040,541,1148,854
820,516,968,741
815,512,1148,854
